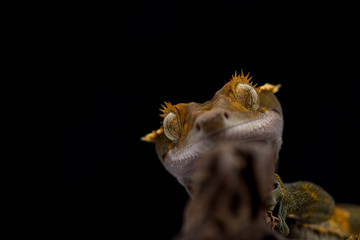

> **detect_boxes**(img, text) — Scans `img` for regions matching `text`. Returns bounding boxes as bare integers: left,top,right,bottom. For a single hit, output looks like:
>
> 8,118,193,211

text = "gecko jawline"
162,110,283,181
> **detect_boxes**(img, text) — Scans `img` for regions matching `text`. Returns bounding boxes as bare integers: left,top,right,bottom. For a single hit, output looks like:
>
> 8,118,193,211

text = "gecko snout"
194,110,230,134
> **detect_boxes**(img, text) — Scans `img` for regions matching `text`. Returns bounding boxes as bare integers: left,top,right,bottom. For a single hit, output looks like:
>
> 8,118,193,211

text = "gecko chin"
162,110,283,186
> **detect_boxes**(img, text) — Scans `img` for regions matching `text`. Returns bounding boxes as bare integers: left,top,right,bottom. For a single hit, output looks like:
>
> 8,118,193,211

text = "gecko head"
142,71,283,192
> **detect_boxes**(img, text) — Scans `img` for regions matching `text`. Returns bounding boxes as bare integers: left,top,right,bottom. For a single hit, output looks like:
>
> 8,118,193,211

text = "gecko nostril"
196,123,201,131
223,112,230,119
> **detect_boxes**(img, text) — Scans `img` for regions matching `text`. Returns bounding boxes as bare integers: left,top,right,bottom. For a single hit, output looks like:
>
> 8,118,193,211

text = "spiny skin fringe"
160,101,176,118
234,69,250,78
231,70,253,85
232,70,281,94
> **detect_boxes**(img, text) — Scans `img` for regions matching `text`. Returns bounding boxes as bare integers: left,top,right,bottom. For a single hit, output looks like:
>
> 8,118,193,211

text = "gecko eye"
235,84,260,110
163,112,181,142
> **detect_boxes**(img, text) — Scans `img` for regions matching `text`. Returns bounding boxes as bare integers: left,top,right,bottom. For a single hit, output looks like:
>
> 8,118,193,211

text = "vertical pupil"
236,84,254,109
166,117,176,139
243,85,253,107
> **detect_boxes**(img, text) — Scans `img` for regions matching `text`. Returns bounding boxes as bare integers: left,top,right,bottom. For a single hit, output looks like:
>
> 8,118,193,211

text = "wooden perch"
174,142,284,240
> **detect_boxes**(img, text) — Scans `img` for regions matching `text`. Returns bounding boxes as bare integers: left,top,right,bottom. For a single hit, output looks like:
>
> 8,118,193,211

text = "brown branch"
175,142,285,240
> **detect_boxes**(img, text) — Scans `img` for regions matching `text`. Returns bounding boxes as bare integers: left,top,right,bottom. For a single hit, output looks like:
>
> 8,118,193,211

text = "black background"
54,1,359,239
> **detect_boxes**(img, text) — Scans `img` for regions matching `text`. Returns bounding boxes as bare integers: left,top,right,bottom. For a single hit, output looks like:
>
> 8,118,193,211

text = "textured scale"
271,174,360,239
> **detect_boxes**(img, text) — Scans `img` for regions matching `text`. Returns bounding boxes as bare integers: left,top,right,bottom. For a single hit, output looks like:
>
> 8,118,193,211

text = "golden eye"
163,112,181,142
235,84,260,110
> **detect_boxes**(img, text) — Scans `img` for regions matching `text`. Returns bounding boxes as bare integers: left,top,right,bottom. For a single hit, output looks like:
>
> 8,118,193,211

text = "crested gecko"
141,71,360,239
142,71,283,193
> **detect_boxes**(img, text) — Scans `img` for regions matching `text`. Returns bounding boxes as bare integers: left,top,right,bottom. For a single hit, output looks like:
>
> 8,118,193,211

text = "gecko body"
271,174,360,239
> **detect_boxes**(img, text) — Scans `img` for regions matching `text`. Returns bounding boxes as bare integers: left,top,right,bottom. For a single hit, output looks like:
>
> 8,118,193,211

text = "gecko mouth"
162,110,283,180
